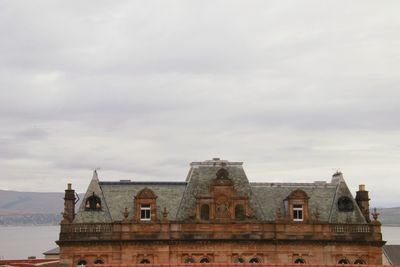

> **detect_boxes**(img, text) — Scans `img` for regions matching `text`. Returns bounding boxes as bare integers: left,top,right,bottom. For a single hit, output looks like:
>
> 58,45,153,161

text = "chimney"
355,184,371,223
62,183,76,224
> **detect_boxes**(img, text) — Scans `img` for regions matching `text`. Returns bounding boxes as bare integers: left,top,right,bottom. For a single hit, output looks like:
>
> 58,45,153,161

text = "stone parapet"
58,221,383,245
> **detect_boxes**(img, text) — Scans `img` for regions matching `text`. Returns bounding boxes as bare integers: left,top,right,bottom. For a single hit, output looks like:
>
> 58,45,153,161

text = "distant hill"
0,190,66,215
375,207,400,226
0,189,399,225
0,190,82,225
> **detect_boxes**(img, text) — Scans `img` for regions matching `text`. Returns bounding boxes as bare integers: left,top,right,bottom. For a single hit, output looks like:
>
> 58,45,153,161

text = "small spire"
92,169,99,181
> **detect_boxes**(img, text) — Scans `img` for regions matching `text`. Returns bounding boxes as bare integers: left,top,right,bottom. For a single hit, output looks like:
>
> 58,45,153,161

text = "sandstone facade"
57,159,384,266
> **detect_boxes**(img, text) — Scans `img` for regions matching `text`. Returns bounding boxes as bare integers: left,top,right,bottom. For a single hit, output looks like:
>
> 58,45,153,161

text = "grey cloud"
0,1,399,207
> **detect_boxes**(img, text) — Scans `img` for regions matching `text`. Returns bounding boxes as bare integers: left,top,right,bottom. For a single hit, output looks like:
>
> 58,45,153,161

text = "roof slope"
73,170,112,223
383,245,400,265
72,159,367,224
252,172,366,223
251,182,337,222
100,181,186,221
175,159,264,220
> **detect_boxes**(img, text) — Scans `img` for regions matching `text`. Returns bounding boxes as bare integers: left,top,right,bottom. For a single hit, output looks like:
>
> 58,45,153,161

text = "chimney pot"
359,184,365,191
67,183,72,190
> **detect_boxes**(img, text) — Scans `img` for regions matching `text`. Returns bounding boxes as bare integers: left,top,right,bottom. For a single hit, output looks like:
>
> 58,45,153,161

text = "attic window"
293,204,303,221
135,188,157,221
85,193,101,211
216,168,229,179
338,196,354,212
286,189,309,221
200,204,210,220
140,204,151,221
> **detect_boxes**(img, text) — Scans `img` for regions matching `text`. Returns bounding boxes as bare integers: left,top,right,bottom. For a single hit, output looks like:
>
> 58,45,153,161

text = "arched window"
200,257,209,263
354,259,366,264
235,204,245,220
338,259,350,264
77,260,87,267
294,258,306,264
140,259,150,264
94,259,104,264
85,193,101,211
200,204,210,220
184,257,195,263
234,257,245,263
249,257,261,263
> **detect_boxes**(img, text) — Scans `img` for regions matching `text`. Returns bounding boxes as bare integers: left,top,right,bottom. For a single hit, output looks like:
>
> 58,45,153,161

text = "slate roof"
383,245,400,265
100,181,186,221
251,176,366,223
73,159,367,224
43,247,60,255
176,159,264,220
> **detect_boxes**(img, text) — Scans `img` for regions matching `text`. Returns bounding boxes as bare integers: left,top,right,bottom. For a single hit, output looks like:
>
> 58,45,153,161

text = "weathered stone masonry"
57,158,384,267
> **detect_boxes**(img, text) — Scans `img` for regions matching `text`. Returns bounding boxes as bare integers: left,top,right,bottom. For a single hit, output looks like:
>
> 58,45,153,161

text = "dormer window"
85,193,101,211
293,204,303,221
285,189,309,222
134,188,157,222
140,204,151,221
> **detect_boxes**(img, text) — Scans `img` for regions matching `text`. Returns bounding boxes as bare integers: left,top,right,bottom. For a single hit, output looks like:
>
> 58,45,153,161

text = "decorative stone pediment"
212,168,233,186
136,188,157,199
195,168,253,221
286,189,309,200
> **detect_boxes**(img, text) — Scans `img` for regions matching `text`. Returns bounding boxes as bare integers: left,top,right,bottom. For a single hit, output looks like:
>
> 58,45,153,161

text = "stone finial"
313,207,320,221
371,208,380,221
122,207,129,221
276,208,282,220
162,207,169,221
92,169,99,181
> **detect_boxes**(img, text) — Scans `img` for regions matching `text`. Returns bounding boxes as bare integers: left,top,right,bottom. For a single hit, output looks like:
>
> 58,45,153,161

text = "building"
43,247,60,260
57,158,384,266
382,245,400,265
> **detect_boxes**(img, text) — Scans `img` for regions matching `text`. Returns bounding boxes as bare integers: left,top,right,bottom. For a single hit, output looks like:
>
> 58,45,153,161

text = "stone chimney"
62,183,76,224
355,184,371,223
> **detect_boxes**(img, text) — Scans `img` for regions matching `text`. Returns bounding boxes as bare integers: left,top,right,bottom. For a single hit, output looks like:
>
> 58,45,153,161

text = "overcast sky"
0,1,399,207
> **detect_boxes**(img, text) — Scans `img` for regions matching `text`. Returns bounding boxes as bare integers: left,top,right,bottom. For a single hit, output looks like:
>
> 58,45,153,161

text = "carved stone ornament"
371,208,380,221
123,207,129,220
213,168,233,186
136,188,157,199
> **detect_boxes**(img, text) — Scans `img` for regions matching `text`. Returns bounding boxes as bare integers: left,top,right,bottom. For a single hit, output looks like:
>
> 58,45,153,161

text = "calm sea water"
0,225,399,260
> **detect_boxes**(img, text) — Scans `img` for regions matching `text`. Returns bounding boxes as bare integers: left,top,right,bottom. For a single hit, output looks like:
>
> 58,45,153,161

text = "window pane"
293,205,303,221
140,204,151,220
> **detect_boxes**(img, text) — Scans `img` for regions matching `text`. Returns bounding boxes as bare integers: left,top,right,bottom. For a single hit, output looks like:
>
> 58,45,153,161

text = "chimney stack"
355,184,371,223
62,183,76,224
